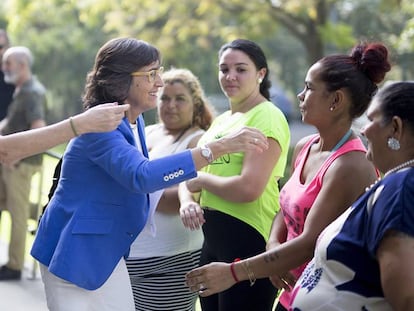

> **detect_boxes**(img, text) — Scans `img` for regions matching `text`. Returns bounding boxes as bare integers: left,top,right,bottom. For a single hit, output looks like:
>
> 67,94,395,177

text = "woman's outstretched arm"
0,103,129,165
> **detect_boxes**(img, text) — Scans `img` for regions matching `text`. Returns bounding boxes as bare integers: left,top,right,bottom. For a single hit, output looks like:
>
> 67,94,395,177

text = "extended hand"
220,126,268,154
186,262,235,297
180,202,205,230
269,271,296,291
80,102,130,133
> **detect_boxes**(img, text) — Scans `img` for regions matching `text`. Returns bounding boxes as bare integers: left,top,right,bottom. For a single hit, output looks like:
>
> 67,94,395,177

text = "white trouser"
40,259,134,311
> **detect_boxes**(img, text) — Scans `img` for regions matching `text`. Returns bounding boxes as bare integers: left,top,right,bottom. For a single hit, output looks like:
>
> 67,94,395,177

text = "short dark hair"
82,38,161,109
376,81,414,133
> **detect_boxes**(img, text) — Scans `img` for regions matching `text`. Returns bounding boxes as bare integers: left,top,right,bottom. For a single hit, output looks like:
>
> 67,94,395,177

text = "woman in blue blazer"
30,37,268,311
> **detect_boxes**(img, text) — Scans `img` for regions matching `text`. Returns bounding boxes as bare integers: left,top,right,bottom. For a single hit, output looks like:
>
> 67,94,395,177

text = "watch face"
201,146,213,163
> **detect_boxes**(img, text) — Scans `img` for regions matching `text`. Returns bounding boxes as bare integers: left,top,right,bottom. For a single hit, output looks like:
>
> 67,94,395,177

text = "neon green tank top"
198,101,290,240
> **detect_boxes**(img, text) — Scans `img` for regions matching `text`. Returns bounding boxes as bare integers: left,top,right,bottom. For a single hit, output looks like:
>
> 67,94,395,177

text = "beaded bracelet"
242,259,256,287
69,117,79,137
230,258,240,283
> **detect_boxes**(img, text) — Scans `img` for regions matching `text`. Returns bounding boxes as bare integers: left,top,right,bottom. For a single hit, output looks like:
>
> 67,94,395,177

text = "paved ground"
0,238,48,311
0,120,316,311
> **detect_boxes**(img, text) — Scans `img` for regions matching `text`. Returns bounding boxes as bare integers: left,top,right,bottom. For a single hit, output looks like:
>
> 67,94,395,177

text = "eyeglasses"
131,66,164,83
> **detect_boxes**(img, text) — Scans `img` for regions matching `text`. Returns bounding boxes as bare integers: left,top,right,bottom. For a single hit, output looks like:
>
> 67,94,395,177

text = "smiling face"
218,48,262,105
159,81,194,131
126,61,164,117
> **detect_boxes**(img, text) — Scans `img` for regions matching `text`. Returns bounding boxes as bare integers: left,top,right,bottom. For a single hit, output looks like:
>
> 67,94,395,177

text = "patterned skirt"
126,249,202,311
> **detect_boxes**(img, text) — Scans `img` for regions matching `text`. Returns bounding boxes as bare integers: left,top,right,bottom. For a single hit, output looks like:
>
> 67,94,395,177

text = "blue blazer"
31,116,197,290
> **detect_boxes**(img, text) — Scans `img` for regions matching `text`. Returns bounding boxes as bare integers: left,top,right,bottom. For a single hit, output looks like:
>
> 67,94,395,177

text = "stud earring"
329,106,334,111
387,137,400,150
258,78,263,84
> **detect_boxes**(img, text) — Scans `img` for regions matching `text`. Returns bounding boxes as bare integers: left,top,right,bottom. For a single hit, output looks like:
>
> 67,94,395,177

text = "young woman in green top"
180,39,290,311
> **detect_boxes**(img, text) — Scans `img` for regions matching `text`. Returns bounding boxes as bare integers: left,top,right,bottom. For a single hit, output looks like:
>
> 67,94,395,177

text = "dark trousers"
200,209,277,311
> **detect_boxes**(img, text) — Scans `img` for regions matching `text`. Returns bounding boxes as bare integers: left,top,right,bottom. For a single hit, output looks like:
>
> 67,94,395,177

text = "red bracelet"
230,258,241,283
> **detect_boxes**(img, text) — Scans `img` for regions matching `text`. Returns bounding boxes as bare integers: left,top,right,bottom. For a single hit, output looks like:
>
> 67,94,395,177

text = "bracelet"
242,259,256,287
230,258,240,283
69,117,79,137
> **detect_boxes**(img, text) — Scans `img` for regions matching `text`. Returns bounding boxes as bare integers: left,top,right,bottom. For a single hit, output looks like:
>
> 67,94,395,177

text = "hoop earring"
387,137,400,150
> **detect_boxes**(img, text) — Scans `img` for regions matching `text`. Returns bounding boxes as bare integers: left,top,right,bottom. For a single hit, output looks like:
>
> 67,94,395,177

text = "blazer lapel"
119,118,136,146
137,115,149,158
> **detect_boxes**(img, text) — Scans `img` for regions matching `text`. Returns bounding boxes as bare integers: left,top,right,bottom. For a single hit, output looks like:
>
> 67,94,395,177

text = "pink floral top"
277,135,367,308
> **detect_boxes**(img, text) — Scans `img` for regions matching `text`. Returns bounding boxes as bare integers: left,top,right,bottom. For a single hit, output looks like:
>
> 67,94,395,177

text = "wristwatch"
200,145,214,164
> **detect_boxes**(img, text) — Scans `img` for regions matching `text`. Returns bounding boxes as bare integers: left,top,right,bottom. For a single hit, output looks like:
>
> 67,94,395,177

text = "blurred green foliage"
1,0,413,123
